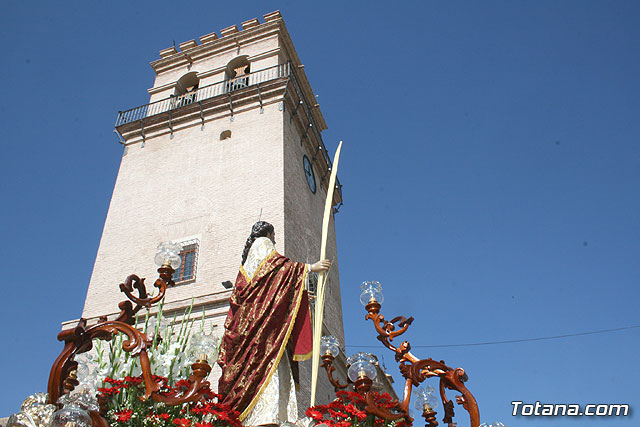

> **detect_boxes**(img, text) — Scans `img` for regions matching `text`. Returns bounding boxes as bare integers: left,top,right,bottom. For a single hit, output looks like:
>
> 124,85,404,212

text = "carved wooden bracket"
46,265,212,424
364,300,480,427
321,354,349,391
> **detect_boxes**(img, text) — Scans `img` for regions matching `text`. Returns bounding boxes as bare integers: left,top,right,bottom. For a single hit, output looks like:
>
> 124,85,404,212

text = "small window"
173,240,199,283
220,130,232,140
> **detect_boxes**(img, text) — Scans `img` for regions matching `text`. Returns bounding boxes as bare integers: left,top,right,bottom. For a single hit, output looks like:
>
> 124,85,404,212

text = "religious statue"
217,221,331,426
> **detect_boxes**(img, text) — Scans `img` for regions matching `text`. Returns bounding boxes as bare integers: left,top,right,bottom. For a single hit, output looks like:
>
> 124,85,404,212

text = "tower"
74,11,345,408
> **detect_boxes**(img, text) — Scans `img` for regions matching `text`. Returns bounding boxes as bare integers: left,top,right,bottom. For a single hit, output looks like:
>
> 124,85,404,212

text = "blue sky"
1,1,639,425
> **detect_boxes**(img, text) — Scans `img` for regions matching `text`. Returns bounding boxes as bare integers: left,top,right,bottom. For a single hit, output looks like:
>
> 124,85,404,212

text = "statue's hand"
310,259,331,272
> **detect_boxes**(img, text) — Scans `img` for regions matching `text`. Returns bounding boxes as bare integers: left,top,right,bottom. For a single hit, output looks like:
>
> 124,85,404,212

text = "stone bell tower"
74,11,346,409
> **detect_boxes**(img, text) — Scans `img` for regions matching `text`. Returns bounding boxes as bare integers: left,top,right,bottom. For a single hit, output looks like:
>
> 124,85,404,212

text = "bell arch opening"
225,56,250,91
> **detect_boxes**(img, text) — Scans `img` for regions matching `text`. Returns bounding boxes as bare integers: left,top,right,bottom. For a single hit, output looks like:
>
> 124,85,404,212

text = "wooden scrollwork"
152,361,212,405
321,354,349,391
46,265,212,424
363,300,480,427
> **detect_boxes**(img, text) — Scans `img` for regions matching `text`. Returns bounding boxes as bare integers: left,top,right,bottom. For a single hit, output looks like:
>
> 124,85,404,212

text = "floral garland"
99,374,241,427
305,390,411,427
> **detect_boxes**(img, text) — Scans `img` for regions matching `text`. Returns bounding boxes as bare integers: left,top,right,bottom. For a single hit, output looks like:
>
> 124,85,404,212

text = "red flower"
328,400,345,409
114,409,133,422
124,375,143,385
105,377,126,387
345,404,367,421
336,390,365,404
305,408,325,421
158,413,171,420
97,386,121,396
328,409,349,419
195,423,214,427
173,418,192,427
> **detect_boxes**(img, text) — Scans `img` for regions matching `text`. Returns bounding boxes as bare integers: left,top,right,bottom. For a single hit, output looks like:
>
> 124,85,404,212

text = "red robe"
217,251,313,420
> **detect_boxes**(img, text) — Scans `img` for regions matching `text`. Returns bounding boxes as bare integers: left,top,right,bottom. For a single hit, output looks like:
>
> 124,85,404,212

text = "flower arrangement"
85,302,238,427
305,390,411,427
98,375,241,427
76,301,217,393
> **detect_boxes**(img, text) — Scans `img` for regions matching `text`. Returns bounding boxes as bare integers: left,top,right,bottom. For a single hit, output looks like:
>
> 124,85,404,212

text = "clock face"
303,155,316,194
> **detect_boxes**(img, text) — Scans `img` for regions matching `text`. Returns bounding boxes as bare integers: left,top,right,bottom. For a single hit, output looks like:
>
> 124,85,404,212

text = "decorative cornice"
196,66,227,80
248,47,281,63
147,81,177,95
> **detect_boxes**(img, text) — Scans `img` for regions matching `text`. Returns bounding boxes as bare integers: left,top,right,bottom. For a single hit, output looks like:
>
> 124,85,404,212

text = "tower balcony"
113,61,342,207
115,63,291,128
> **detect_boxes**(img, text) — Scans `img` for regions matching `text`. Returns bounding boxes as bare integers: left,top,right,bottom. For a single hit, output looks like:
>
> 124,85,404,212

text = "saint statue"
217,221,331,426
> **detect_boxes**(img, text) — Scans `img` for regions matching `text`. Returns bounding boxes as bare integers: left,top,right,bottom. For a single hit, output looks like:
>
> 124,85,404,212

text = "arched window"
173,72,199,108
225,56,250,92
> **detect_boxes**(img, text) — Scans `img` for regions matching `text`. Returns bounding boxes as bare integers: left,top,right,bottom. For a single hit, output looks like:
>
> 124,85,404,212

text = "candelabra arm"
444,368,480,427
320,354,349,391
364,299,480,427
47,268,174,406
116,266,173,323
47,338,80,405
399,377,413,413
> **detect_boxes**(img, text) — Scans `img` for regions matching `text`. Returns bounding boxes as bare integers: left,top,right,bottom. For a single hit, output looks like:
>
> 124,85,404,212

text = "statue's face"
267,231,276,245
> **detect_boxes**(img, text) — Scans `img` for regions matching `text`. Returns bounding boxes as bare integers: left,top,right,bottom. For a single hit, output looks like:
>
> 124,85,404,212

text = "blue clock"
303,155,316,194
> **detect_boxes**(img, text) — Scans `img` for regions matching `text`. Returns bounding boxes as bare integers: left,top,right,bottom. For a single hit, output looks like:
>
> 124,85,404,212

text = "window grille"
172,239,199,283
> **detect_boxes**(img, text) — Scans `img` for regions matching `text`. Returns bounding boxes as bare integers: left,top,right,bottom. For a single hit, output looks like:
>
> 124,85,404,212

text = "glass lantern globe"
414,385,439,411
320,335,340,357
347,352,377,382
154,241,182,269
50,393,98,427
50,406,92,427
188,340,215,363
359,281,384,305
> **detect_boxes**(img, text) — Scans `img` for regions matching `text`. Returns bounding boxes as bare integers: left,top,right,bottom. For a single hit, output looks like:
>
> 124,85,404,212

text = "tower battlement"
156,11,282,62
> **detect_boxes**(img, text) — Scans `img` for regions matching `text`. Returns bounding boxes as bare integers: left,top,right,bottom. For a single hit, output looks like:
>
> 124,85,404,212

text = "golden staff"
311,141,342,407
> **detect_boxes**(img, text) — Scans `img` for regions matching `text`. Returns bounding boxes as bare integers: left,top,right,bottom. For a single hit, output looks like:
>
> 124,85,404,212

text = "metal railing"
115,63,291,127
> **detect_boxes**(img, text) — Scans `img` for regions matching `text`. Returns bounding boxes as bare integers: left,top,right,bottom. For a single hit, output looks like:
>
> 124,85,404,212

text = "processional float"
13,143,480,427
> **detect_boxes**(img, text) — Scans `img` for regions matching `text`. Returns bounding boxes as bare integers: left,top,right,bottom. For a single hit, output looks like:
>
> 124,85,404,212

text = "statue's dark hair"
241,221,275,265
